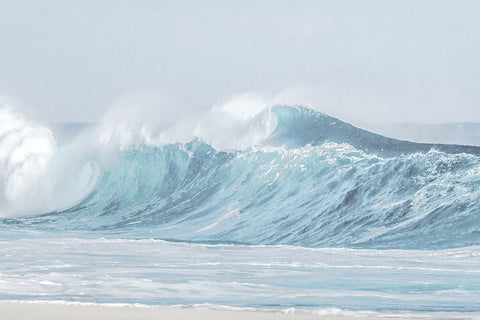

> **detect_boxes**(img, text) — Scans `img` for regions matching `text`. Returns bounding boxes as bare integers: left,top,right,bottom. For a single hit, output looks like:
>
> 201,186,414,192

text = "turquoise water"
1,106,479,316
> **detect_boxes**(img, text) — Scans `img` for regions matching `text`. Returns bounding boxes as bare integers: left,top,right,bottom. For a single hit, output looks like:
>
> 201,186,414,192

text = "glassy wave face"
1,105,480,250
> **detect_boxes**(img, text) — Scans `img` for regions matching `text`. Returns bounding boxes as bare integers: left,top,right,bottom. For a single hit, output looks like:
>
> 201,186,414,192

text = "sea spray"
1,105,479,249
1,102,480,315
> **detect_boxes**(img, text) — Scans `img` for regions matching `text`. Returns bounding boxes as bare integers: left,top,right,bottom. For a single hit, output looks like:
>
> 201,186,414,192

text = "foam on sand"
1,302,474,320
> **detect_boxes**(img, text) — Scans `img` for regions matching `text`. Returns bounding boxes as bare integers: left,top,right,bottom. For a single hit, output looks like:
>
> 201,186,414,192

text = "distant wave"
1,105,480,250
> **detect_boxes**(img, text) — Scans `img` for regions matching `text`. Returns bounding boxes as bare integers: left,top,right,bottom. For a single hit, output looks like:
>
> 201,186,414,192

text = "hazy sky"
1,0,479,125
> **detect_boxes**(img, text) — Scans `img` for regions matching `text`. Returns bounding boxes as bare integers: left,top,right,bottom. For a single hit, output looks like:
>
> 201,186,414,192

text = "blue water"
1,105,479,316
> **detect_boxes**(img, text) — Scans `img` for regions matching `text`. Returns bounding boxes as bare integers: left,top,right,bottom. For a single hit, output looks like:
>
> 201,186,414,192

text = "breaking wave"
1,104,480,250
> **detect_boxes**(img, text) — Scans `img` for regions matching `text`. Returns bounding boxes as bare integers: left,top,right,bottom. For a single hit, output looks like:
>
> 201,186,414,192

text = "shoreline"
0,301,475,320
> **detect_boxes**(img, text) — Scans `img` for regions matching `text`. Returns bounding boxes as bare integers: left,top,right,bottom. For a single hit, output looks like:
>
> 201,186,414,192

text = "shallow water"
1,237,479,313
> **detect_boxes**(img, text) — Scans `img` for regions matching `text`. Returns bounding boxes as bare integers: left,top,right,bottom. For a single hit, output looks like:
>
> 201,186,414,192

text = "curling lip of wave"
1,105,479,250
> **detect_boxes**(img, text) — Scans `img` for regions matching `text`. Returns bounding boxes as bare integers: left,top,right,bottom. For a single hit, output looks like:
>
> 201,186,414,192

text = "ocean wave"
1,104,479,250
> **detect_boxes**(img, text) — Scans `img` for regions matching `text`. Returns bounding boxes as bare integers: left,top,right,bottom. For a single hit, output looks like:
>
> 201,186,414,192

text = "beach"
0,302,445,320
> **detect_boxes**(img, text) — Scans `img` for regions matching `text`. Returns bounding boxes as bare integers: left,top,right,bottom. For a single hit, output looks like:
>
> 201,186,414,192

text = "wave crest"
1,104,480,250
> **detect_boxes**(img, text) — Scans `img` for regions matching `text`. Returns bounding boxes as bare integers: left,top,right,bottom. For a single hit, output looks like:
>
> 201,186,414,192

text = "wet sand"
0,302,443,320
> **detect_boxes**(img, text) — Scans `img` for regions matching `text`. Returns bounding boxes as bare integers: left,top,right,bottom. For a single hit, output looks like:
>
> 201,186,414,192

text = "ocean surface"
1,104,479,317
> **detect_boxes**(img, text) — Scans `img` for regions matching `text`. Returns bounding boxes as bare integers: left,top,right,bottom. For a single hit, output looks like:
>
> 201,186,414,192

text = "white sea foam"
1,239,480,318
0,105,100,217
0,105,57,217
